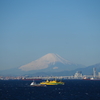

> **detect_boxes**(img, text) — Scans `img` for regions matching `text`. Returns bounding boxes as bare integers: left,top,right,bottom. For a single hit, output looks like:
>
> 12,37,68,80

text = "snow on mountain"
19,53,71,71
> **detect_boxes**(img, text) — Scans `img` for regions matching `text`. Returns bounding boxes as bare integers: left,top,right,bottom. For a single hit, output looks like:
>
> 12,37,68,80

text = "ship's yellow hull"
40,80,64,85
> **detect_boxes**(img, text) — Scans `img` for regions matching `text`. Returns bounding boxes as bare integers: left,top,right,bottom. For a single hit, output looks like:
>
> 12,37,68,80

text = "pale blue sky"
0,0,100,70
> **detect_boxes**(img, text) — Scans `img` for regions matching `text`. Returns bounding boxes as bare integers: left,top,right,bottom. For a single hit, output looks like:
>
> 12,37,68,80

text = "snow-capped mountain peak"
19,53,70,71
38,53,70,64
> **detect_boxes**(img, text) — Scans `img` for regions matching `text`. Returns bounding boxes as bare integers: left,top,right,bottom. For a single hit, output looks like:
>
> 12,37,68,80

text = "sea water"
0,80,100,100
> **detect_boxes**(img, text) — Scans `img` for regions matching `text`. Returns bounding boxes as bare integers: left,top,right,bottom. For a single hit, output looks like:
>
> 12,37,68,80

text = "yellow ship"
40,80,64,85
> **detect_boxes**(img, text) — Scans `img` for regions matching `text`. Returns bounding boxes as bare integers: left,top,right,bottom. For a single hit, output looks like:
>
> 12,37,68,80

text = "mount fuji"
19,53,85,72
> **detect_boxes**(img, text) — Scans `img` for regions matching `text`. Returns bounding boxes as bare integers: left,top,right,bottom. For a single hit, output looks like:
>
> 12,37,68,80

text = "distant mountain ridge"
73,63,100,75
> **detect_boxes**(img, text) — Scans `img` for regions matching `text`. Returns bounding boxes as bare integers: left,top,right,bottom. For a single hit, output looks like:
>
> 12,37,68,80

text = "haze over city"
0,0,100,71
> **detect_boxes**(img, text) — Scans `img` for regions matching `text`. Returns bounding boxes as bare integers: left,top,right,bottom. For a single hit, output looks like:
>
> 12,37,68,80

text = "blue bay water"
0,80,100,100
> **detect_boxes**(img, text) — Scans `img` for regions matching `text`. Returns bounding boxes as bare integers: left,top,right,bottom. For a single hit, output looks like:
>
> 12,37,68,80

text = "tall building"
93,68,96,77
